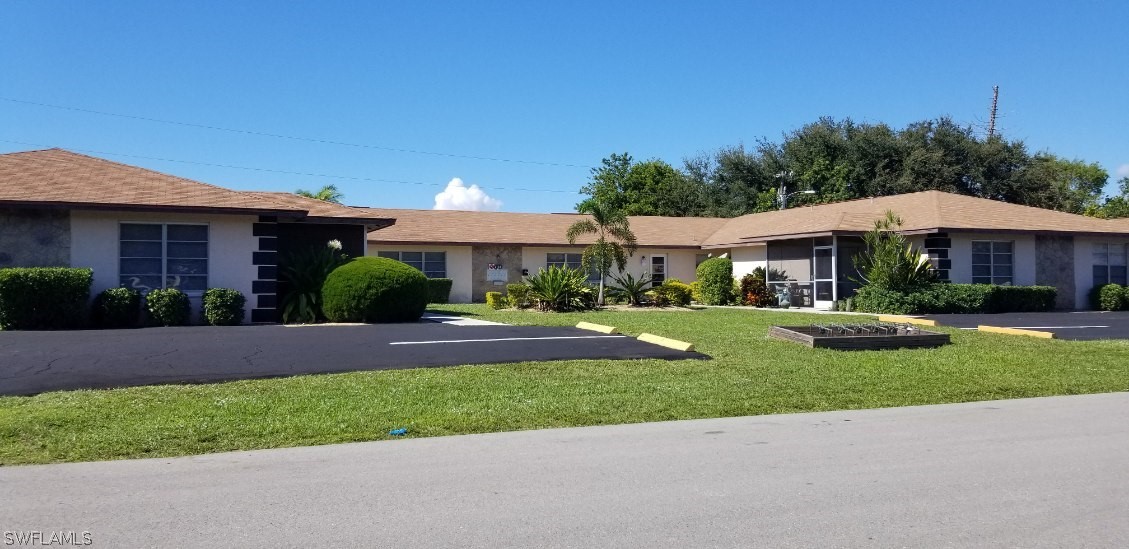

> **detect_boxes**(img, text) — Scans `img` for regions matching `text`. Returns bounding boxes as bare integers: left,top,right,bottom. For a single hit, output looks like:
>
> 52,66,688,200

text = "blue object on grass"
389,428,408,436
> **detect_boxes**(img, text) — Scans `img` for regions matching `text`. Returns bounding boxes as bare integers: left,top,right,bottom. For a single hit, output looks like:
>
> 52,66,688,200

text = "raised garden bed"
769,323,950,350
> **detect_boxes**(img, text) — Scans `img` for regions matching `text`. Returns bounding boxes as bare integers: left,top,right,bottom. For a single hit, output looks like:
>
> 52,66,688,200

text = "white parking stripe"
960,325,1109,330
390,335,627,345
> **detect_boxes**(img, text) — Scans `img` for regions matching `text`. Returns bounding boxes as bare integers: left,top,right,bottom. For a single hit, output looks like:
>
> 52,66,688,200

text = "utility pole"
987,85,999,139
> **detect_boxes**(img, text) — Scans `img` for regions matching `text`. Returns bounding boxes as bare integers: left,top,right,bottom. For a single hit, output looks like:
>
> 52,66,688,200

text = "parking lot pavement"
923,311,1129,340
0,322,705,396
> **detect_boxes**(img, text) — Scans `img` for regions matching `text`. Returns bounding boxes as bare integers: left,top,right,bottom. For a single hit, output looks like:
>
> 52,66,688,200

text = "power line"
0,139,581,194
0,97,594,169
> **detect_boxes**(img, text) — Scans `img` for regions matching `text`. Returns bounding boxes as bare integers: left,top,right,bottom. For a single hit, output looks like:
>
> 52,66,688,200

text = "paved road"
924,310,1129,340
2,393,1127,548
0,322,702,396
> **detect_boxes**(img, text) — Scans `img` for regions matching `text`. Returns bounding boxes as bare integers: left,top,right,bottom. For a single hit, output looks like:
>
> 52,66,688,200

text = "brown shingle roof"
365,208,728,248
246,192,395,226
0,148,299,215
701,190,1129,247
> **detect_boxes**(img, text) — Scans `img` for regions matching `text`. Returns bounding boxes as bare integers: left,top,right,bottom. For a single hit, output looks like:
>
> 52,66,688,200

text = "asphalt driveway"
0,320,703,396
923,311,1129,340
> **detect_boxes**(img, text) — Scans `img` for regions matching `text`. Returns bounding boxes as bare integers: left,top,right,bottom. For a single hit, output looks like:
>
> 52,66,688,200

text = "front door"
650,254,667,286
814,246,834,309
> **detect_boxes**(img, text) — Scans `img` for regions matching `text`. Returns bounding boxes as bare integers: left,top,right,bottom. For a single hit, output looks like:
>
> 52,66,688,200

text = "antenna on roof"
987,86,999,139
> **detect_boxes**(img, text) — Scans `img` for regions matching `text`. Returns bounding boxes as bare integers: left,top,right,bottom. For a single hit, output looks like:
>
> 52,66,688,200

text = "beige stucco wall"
365,244,474,303
947,232,1037,286
730,245,768,281
521,246,701,285
70,210,259,322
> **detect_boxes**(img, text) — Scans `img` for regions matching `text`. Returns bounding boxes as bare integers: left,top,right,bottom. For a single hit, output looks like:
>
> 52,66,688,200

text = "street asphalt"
924,310,1129,340
0,321,703,396
2,393,1127,548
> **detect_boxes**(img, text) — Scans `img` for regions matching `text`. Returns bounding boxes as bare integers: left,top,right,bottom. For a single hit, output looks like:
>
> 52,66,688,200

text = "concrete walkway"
2,393,1127,548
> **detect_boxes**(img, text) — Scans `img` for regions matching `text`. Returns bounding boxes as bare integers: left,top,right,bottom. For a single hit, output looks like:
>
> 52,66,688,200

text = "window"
1093,243,1128,287
971,241,1013,285
546,253,600,282
377,251,446,278
120,223,208,293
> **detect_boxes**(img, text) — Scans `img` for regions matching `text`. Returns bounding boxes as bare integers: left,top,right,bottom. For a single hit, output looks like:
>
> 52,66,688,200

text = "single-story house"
0,148,393,322
4,148,1127,318
366,192,1129,310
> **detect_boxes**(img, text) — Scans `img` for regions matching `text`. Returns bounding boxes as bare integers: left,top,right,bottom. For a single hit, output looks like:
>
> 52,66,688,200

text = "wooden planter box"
768,325,950,350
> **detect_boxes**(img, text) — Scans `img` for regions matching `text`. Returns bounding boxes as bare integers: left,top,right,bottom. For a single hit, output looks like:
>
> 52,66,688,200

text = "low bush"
92,287,141,328
321,257,429,323
644,289,666,307
427,278,454,304
506,283,532,309
1097,284,1128,311
146,288,191,326
525,266,595,312
657,279,693,306
695,258,735,305
202,288,246,326
689,281,703,304
0,267,93,330
486,291,506,310
738,273,773,307
854,283,1058,314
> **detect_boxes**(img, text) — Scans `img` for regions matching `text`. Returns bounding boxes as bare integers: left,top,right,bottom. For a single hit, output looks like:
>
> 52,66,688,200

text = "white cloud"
433,178,502,211
1116,164,1129,179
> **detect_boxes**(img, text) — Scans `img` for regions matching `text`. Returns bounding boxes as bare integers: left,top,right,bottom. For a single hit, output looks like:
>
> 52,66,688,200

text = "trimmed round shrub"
146,288,191,326
695,257,735,305
92,287,142,328
1098,283,1128,311
321,257,428,323
202,288,246,326
657,279,692,306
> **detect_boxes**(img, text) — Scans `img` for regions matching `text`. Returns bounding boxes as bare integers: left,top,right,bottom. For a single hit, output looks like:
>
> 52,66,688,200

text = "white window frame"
971,240,1014,285
546,253,600,282
119,222,210,295
377,250,447,278
1092,243,1128,287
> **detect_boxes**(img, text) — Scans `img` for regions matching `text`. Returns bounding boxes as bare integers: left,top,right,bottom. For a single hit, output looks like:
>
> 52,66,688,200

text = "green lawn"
2,305,1128,465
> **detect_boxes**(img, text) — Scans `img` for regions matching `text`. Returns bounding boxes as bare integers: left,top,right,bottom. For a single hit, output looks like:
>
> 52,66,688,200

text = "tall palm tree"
295,184,344,204
566,200,638,305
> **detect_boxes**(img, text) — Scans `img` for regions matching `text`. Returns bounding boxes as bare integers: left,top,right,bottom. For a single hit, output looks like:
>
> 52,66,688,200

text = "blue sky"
2,1,1126,213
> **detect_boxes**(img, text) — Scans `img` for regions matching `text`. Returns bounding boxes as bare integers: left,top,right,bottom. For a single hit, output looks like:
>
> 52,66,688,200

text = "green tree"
565,200,638,305
295,184,344,204
579,154,703,216
1090,177,1129,219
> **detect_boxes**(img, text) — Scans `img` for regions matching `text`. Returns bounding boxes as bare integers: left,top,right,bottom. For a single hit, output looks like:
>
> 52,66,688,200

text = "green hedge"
427,278,454,304
854,283,1057,314
92,287,142,328
146,288,191,326
321,257,428,323
202,288,246,326
0,267,93,330
695,257,735,305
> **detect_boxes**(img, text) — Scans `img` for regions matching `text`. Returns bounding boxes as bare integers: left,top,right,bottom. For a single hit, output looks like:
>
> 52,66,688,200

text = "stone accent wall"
0,208,70,268
1035,235,1075,309
471,245,522,302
